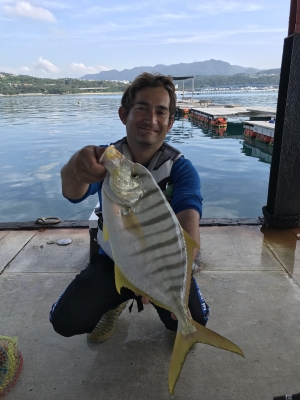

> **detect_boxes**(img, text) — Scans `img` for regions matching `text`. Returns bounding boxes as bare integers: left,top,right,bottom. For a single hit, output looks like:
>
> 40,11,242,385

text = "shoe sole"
87,302,127,343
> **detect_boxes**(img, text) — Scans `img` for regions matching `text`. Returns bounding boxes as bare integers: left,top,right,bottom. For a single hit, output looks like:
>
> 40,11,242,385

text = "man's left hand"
134,292,178,320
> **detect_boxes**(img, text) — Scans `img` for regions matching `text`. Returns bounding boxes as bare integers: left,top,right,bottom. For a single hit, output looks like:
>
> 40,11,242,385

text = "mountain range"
80,59,277,81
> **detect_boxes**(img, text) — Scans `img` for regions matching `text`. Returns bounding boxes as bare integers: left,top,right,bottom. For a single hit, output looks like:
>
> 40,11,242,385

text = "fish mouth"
99,145,123,172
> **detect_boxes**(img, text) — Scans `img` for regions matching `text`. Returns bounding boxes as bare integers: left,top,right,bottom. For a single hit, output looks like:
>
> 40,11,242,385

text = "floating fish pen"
190,109,227,127
243,121,275,145
191,117,227,136
176,105,276,140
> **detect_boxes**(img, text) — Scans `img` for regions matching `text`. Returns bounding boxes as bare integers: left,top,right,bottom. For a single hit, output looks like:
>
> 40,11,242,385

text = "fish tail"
168,320,244,394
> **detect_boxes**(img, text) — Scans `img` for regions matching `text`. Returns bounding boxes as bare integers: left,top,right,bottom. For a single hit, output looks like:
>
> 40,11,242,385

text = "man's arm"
61,145,107,200
176,209,200,261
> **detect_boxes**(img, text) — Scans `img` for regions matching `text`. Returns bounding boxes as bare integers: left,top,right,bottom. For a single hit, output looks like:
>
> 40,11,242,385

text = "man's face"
119,86,174,147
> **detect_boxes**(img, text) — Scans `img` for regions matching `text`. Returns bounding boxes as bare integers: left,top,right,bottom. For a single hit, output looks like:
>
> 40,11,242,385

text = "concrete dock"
1,225,300,399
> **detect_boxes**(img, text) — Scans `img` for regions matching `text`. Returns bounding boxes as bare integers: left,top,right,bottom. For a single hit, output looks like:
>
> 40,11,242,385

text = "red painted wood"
288,0,300,35
296,0,300,33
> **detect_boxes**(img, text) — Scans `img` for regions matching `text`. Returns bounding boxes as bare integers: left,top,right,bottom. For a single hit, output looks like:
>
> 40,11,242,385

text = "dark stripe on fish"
167,284,184,293
142,188,161,198
142,224,178,239
150,249,182,262
135,235,179,255
151,261,184,275
139,211,170,227
140,198,166,212
120,217,175,238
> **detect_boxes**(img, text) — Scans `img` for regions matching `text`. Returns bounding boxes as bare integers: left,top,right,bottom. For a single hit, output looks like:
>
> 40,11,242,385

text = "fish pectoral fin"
182,229,200,252
121,209,145,242
182,229,200,308
103,222,109,242
114,264,143,296
114,265,170,310
168,320,244,394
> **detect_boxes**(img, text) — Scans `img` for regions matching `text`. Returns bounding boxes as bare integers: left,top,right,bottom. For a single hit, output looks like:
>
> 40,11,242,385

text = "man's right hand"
61,145,107,200
73,146,107,184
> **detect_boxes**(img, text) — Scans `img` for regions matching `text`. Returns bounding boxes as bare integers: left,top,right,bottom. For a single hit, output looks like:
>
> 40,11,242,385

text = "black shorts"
49,254,209,337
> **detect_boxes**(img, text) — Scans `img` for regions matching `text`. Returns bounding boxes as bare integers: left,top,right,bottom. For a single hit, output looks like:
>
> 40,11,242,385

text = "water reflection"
260,226,300,286
242,137,273,164
172,116,273,165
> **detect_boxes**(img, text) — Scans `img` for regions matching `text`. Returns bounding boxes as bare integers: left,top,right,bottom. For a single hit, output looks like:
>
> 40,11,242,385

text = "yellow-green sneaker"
87,302,127,343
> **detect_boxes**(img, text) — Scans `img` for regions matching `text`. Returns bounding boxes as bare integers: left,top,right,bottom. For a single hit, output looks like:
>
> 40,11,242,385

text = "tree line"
183,73,279,90
0,73,129,95
0,72,279,95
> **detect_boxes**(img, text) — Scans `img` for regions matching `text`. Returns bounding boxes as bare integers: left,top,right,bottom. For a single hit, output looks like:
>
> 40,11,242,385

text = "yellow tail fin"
168,320,244,394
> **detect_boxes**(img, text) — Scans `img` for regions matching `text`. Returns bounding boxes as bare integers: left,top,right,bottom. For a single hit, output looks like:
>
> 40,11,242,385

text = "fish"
99,145,244,394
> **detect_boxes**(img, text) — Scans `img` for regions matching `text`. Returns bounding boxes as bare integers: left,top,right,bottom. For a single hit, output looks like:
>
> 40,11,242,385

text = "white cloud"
34,56,59,74
164,27,286,44
191,1,264,14
142,12,190,25
96,65,110,72
0,65,30,74
69,63,109,74
0,66,19,74
4,1,56,22
85,2,151,14
86,5,133,13
38,1,72,10
20,66,30,72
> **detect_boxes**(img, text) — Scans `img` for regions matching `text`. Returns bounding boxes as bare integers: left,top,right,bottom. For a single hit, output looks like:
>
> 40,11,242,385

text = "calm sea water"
0,91,278,222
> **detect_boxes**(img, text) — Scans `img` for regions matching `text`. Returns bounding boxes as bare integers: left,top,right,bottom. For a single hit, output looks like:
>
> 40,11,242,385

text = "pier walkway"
1,224,300,399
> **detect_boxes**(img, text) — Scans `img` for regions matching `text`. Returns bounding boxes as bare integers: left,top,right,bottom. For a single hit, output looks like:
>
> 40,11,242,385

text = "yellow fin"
183,229,200,253
182,229,200,308
168,319,244,394
103,222,109,242
121,209,145,242
114,264,140,295
114,264,173,311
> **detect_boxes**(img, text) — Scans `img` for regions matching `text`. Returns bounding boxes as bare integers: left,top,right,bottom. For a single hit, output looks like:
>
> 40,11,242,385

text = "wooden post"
264,0,300,224
288,0,298,35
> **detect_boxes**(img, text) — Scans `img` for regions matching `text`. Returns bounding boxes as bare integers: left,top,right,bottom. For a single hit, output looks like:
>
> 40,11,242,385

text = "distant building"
110,80,130,84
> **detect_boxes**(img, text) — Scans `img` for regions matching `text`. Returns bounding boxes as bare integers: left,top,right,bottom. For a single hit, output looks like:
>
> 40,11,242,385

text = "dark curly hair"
121,72,176,119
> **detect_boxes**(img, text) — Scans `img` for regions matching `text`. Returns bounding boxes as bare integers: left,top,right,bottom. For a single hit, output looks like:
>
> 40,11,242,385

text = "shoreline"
0,89,278,97
0,92,124,97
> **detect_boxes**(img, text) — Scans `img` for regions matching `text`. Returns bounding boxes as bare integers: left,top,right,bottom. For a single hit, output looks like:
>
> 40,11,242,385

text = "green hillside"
0,73,129,95
0,71,279,95
190,73,279,89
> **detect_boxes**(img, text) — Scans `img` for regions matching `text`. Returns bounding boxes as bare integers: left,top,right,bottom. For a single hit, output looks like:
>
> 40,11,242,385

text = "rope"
35,217,61,225
0,336,23,398
262,206,300,227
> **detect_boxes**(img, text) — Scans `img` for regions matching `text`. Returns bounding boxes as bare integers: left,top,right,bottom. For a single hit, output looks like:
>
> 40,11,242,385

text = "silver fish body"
101,152,191,330
100,145,244,393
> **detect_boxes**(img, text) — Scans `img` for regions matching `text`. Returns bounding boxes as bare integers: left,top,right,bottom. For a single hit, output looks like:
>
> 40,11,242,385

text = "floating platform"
243,120,275,145
178,105,276,118
176,102,276,131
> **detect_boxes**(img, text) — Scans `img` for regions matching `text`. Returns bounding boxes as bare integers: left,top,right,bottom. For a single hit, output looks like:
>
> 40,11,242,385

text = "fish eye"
131,172,139,179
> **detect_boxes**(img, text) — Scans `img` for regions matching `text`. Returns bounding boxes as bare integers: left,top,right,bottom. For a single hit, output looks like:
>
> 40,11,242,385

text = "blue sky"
0,0,291,78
